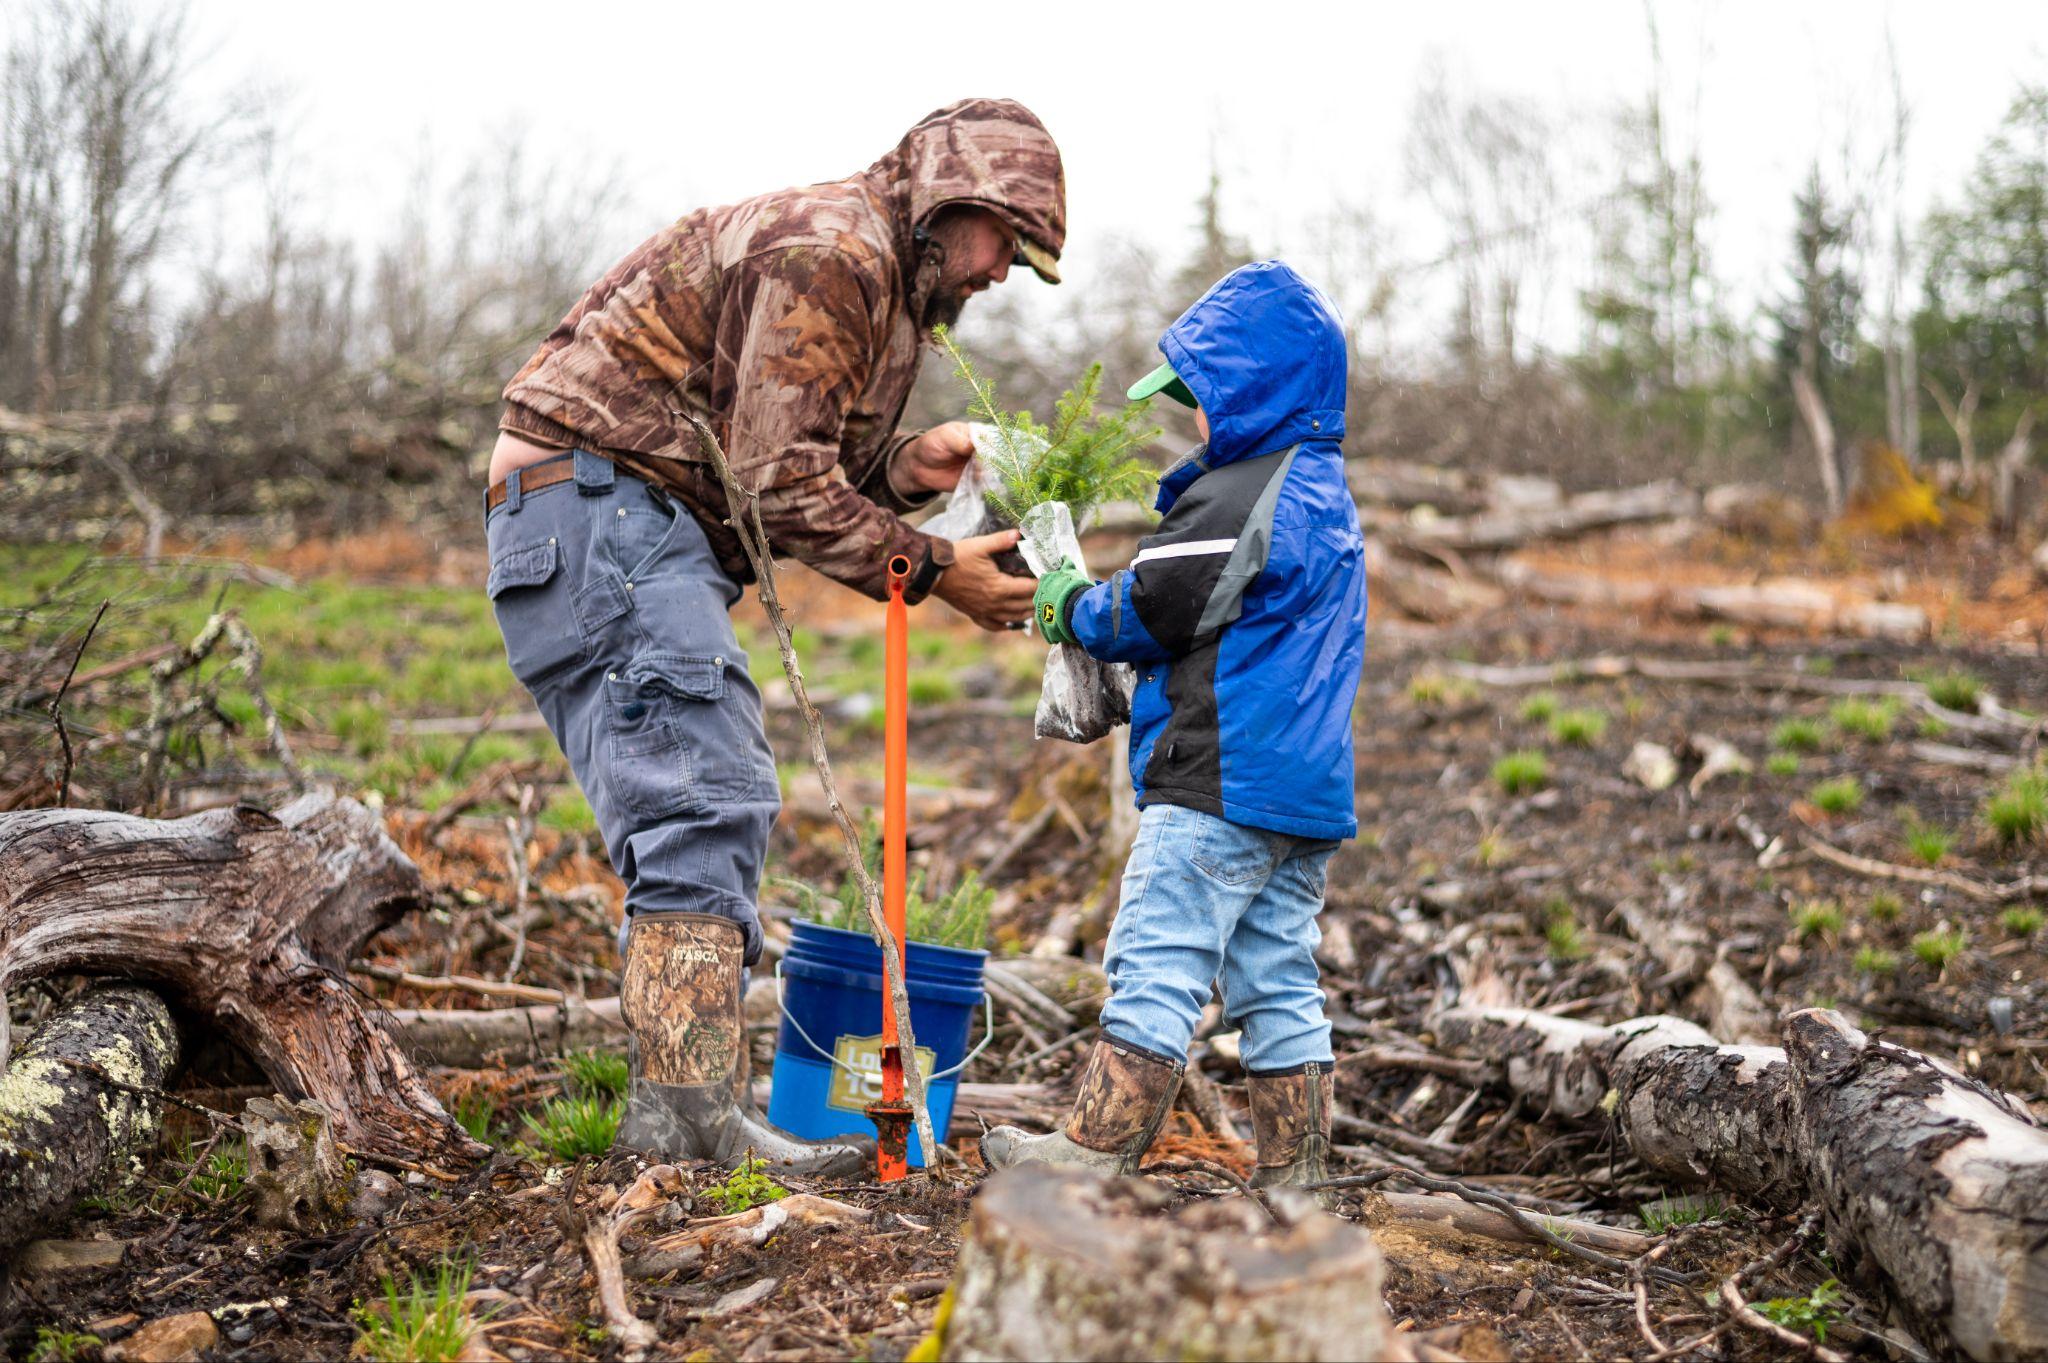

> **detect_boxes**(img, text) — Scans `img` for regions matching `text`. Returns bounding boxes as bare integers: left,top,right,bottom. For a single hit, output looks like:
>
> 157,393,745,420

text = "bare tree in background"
1406,60,1556,385
0,0,216,412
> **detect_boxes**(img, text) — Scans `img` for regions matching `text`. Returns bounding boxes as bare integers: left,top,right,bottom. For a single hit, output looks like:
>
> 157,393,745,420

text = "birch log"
1434,1004,2048,1359
0,985,177,1259
0,790,482,1171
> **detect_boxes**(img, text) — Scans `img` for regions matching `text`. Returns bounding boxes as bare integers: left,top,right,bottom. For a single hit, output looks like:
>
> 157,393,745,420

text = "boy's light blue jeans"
1100,803,1339,1073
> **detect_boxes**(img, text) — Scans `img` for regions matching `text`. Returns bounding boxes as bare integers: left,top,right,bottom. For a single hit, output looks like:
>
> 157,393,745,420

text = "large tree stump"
0,984,177,1257
0,790,482,1172
938,1167,1405,1362
1435,1004,2048,1359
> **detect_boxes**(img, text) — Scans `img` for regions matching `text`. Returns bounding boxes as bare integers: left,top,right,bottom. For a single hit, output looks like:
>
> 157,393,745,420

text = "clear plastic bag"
1016,501,1133,744
922,425,1132,745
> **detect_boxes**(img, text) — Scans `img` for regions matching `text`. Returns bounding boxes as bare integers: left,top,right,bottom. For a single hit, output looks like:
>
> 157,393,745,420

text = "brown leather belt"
484,456,578,512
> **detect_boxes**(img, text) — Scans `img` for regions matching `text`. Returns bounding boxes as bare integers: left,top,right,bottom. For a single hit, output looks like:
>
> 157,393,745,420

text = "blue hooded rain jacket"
1062,260,1367,840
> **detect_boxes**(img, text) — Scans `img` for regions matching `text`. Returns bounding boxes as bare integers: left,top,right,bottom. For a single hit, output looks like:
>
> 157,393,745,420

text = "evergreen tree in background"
1918,84,2048,467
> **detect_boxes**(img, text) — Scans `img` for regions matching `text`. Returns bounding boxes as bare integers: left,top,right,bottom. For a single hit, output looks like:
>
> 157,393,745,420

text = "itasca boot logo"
666,945,723,966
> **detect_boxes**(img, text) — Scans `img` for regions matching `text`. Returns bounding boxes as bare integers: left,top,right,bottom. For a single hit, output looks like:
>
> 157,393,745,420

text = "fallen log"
1490,563,1930,640
386,995,627,1069
1387,479,1698,554
0,790,482,1171
1435,1004,2048,1360
1,985,178,1260
938,1166,1406,1362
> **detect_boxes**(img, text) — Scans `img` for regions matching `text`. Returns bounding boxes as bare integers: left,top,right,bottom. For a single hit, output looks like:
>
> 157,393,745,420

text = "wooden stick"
48,600,109,807
687,414,941,1176
1801,831,2048,904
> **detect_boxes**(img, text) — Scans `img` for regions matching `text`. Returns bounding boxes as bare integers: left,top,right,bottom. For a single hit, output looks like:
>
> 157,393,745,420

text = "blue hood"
1153,260,1347,511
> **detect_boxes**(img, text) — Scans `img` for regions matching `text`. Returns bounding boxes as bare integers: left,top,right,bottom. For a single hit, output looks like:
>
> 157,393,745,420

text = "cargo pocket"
487,538,584,686
604,653,729,820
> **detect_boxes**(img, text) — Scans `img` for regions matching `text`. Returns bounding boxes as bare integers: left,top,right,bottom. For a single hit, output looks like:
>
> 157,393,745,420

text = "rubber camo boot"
1245,1061,1335,1209
614,912,871,1177
980,1038,1184,1174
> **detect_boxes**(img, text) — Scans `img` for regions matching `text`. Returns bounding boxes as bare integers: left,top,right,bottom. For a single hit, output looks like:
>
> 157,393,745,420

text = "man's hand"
1032,558,1093,645
889,421,977,498
932,529,1036,631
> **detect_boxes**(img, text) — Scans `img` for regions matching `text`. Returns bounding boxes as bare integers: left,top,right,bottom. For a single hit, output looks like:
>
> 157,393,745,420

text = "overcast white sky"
33,0,2048,352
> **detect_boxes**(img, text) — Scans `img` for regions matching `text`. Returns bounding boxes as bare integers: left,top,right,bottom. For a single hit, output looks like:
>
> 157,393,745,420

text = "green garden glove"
1033,557,1093,646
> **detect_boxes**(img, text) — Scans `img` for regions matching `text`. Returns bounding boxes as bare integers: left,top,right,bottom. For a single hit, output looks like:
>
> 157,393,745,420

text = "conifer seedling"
935,326,1161,528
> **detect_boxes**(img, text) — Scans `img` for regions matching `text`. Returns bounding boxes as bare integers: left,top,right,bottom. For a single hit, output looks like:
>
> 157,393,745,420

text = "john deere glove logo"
827,1032,937,1113
1041,602,1057,626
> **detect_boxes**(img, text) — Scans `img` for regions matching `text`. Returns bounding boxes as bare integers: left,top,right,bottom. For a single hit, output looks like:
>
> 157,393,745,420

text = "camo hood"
866,97,1066,283
499,99,1065,603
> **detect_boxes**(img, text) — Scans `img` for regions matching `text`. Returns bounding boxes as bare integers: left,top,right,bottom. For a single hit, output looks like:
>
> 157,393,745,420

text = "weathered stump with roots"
938,1166,1405,1362
1436,1003,2048,1360
0,791,483,1180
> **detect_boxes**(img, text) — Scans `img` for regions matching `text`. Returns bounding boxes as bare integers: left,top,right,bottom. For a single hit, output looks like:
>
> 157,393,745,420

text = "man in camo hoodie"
482,99,1062,1173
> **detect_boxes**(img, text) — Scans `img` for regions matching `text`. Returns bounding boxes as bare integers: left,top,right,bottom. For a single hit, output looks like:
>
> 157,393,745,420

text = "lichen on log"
0,984,177,1259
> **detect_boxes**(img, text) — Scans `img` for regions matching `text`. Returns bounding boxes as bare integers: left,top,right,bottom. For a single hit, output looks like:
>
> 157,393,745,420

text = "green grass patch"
539,788,599,837
1543,897,1587,963
1921,669,1985,712
1493,750,1549,796
1789,900,1844,942
1853,946,1899,976
1904,821,1954,866
1984,767,2048,845
562,1049,630,1102
1770,718,1826,753
1408,670,1479,707
1766,753,1800,778
1868,890,1904,924
908,673,961,706
1517,691,1560,724
520,1095,622,1160
354,1260,479,1363
1637,1194,1726,1232
1911,927,1968,971
698,1155,790,1216
1918,712,1952,738
1547,708,1608,747
1828,697,1899,742
452,1091,498,1145
1809,776,1864,815
1999,905,2045,937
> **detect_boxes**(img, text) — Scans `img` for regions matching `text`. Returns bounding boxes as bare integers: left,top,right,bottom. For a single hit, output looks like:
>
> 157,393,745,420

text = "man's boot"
614,912,870,1177
980,1038,1183,1174
1246,1062,1334,1208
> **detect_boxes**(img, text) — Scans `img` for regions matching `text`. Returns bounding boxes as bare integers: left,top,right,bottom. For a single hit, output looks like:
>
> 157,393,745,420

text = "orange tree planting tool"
866,553,914,1181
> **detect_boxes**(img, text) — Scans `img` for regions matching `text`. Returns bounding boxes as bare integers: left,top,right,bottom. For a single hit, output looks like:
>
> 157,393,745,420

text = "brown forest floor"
5,519,2047,1362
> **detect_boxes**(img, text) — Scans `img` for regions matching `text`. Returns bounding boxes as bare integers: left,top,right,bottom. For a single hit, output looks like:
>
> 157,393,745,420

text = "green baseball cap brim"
1127,361,1197,408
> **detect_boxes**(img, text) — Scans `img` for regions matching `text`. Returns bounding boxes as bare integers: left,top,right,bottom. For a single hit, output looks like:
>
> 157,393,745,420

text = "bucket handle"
772,959,994,1082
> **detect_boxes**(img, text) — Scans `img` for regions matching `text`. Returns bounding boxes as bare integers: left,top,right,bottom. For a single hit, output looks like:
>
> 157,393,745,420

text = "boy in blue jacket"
982,261,1367,1194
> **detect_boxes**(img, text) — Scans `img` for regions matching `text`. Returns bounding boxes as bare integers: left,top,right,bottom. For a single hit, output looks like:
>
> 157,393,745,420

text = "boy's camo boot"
614,912,870,1176
1245,1061,1335,1208
980,1038,1183,1174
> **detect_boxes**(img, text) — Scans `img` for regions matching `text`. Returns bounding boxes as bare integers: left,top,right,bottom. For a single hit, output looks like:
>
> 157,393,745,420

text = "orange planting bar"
870,552,914,1182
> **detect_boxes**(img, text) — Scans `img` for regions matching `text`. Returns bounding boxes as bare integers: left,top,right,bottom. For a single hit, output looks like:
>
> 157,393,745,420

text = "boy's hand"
1033,558,1093,645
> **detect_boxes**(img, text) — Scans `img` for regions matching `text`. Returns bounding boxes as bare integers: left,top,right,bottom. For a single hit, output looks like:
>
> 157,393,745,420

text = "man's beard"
920,283,967,330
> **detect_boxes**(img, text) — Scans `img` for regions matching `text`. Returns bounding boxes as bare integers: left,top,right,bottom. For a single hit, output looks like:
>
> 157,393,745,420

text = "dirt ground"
5,518,2045,1362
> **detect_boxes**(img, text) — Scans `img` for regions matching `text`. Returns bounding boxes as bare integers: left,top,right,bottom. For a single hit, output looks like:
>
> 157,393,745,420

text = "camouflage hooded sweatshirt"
499,98,1066,603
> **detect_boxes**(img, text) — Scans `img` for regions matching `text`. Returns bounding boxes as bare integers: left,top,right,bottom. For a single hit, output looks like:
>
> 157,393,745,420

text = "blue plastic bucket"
767,920,988,1167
